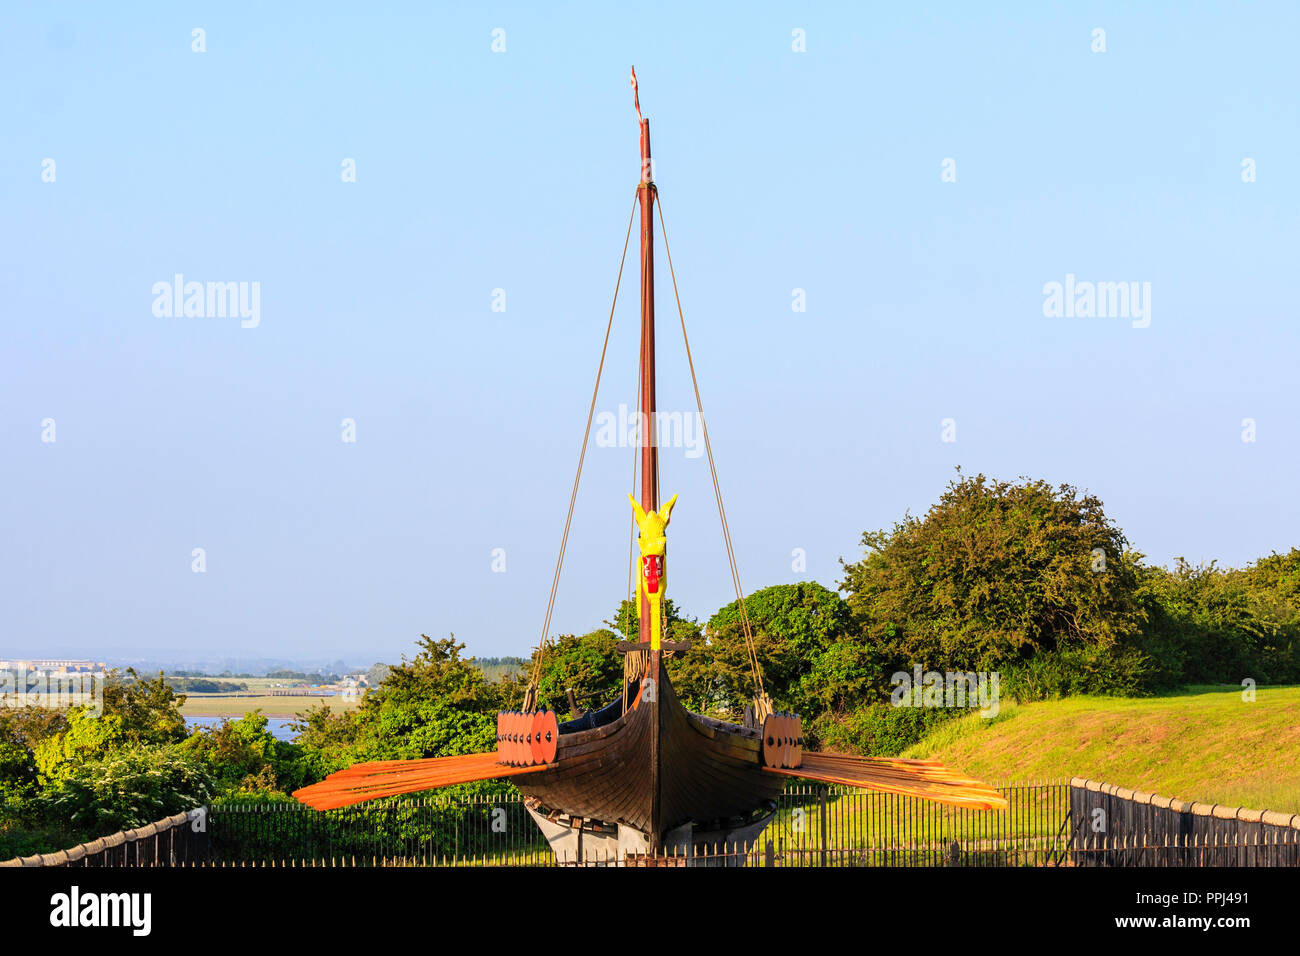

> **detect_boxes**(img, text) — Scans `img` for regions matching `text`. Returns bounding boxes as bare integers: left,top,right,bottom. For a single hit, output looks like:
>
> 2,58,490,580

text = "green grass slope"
903,685,1300,813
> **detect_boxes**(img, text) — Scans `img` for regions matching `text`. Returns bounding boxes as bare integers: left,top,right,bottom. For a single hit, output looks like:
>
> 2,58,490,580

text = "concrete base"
526,805,775,867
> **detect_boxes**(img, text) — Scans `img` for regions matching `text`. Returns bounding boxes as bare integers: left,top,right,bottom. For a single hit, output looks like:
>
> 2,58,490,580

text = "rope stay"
523,184,769,721
622,314,645,710
524,192,638,712
655,193,768,710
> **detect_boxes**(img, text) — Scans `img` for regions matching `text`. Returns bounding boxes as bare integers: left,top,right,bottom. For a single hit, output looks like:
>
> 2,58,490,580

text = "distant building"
0,659,106,674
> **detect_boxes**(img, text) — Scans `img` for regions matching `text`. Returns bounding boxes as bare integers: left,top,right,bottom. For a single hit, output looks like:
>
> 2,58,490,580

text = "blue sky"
2,2,1296,664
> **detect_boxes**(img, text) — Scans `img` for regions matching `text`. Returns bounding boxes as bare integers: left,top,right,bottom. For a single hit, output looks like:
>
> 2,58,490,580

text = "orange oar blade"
293,751,550,811
765,752,1008,811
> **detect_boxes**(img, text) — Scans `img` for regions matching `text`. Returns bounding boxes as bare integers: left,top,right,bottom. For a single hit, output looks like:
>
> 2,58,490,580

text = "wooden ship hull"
294,651,1007,847
516,657,785,837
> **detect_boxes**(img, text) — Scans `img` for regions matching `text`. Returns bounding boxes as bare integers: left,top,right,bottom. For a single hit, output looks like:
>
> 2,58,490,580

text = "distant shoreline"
185,712,301,742
180,694,358,719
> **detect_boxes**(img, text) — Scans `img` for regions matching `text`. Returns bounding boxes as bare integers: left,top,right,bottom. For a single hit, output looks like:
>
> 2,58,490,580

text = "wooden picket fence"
1069,777,1300,867
0,810,209,868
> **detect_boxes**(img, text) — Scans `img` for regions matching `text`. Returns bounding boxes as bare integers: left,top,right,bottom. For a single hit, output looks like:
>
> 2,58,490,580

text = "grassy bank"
904,684,1300,813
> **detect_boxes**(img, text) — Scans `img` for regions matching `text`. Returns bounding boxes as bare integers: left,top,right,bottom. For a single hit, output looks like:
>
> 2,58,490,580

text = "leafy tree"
669,583,854,720
814,701,958,756
521,629,625,714
798,635,891,718
33,709,126,783
840,472,1147,674
365,662,391,687
505,601,703,717
267,669,338,682
101,670,188,745
165,677,248,693
182,712,308,795
1137,553,1300,686
0,707,68,751
0,707,69,849
28,669,189,785
343,635,504,763
0,741,37,796
290,704,362,782
0,740,39,821
38,745,213,837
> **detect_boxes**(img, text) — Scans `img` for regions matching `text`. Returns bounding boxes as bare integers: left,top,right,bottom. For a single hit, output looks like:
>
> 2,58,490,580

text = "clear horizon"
3,3,1296,664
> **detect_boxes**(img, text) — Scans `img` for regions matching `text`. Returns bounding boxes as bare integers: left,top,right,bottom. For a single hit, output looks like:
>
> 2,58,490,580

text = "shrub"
810,703,958,757
841,473,1148,672
38,745,214,837
998,645,1153,703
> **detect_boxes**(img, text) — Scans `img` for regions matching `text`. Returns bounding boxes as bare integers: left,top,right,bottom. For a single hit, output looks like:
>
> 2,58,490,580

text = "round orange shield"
504,712,516,765
791,715,803,767
539,710,559,764
762,714,781,767
496,712,506,760
529,711,546,765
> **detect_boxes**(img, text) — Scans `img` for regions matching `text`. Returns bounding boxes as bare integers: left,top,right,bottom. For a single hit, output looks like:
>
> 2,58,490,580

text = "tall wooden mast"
637,113,658,644
633,70,665,849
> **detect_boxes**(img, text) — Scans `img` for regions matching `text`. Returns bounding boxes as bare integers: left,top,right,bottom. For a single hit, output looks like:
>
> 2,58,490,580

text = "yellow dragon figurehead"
629,492,678,650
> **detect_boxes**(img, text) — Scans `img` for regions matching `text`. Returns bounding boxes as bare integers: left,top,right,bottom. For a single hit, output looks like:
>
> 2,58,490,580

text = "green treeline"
2,472,1295,858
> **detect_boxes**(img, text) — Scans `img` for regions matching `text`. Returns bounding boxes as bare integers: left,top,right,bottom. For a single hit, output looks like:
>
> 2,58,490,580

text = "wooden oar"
765,752,1009,811
293,751,551,811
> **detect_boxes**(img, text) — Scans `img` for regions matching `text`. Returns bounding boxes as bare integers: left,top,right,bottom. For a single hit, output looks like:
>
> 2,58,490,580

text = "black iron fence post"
818,784,827,868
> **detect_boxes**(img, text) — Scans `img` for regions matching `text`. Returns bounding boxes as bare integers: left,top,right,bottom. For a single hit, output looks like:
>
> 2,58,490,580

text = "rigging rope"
525,192,639,711
625,354,641,625
654,193,767,705
623,322,645,710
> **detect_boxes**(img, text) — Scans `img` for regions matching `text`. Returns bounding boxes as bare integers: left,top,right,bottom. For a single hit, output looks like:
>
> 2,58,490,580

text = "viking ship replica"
295,71,1008,862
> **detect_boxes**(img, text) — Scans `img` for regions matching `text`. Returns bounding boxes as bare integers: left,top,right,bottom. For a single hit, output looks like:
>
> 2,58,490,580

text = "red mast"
632,67,664,849
637,110,658,646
